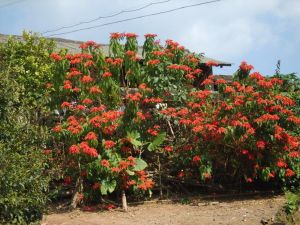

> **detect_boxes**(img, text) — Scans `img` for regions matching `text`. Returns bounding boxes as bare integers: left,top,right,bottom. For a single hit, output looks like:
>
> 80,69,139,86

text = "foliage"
163,62,300,185
1,31,297,217
48,33,203,205
284,190,300,215
49,33,300,207
0,32,55,224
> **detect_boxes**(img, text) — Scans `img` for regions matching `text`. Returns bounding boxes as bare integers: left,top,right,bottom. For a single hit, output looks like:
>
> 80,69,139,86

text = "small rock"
198,203,207,206
209,201,220,205
260,219,268,224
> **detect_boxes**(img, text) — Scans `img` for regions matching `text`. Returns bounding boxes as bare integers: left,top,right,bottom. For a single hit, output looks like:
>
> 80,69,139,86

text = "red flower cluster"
84,132,97,141
50,52,62,61
67,116,83,134
80,142,98,157
239,61,254,72
147,125,160,136
104,140,116,149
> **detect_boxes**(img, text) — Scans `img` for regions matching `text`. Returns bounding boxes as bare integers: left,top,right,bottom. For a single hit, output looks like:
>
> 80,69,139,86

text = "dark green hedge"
0,32,55,224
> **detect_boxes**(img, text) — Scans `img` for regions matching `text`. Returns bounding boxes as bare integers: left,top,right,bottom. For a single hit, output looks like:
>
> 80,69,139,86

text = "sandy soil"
42,195,285,225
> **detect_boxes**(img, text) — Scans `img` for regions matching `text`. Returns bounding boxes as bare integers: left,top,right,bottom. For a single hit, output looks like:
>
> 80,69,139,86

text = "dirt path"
42,196,285,225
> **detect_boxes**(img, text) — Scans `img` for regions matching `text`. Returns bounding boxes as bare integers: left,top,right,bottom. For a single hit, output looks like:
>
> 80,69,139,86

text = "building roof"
214,74,233,82
0,33,232,66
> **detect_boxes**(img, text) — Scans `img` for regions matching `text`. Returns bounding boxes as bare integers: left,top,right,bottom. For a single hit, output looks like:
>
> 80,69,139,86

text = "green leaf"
101,179,117,195
108,180,117,193
148,132,166,151
100,180,108,195
261,167,270,181
127,131,142,147
133,158,147,171
126,169,135,176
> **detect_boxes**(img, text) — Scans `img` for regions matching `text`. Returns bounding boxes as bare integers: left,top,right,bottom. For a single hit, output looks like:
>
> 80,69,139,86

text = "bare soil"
42,195,285,225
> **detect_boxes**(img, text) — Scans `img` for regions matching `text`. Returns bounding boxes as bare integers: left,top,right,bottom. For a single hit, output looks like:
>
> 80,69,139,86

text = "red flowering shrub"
49,33,299,208
163,63,299,184
48,33,200,206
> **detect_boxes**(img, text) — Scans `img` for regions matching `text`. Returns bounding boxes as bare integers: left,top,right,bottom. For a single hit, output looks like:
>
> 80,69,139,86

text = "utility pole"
275,60,281,76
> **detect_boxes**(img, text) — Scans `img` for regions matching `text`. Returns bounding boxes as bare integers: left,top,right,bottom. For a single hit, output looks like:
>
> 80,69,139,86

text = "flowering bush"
48,33,197,206
49,33,299,208
164,62,300,185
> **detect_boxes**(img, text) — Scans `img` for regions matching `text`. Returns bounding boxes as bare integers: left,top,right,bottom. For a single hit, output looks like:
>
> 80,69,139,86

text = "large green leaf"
126,169,135,176
108,180,117,193
132,158,147,171
101,179,117,195
100,181,108,195
127,131,142,147
147,132,166,151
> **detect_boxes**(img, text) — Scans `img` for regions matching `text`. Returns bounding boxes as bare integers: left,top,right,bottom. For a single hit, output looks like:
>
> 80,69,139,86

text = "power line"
46,0,223,37
0,0,28,9
42,0,172,35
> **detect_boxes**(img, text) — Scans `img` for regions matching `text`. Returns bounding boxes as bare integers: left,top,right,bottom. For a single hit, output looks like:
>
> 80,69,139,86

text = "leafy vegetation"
0,32,299,223
0,32,55,224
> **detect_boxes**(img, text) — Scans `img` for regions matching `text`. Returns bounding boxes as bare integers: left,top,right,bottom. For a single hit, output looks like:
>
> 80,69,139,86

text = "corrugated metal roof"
214,74,233,81
0,34,232,66
198,55,232,66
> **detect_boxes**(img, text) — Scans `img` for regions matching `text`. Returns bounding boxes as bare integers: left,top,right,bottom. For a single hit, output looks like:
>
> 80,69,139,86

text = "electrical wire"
41,0,172,35
46,0,223,37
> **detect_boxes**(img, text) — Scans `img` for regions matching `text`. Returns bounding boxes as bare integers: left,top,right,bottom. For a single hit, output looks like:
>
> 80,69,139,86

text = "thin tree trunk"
122,190,128,212
71,160,83,209
158,155,163,199
167,120,175,138
70,176,83,209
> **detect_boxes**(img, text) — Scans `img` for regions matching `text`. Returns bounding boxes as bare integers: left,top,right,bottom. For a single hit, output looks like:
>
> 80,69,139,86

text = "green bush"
284,190,300,215
0,32,55,224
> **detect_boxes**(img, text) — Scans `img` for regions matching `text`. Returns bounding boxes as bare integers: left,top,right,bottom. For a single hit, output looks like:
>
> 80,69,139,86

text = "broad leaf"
148,132,166,151
133,158,147,171
108,180,117,193
127,131,142,147
101,180,117,195
126,169,135,176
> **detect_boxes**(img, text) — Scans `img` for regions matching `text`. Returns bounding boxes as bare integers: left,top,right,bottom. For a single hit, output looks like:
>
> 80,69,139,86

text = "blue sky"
0,0,299,75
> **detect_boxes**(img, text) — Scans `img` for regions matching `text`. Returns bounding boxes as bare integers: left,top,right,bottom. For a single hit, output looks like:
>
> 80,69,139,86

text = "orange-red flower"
285,169,296,177
239,61,254,72
102,71,112,77
144,33,157,38
125,33,138,38
101,159,110,168
61,101,72,108
256,140,266,150
110,32,124,39
147,59,160,66
69,145,80,154
206,61,219,67
277,159,287,168
104,140,116,149
50,52,62,61
81,75,94,83
164,146,173,152
90,86,102,94
82,98,93,105
192,155,201,163
85,132,97,141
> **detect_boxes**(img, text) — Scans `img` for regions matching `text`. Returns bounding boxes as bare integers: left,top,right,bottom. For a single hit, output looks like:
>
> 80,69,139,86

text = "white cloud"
178,18,279,59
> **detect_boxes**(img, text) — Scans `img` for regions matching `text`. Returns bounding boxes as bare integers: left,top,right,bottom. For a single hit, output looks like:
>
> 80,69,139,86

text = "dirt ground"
42,195,285,225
